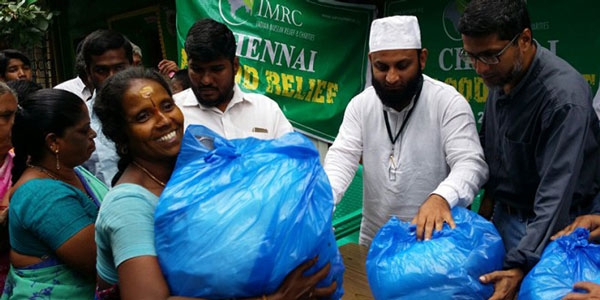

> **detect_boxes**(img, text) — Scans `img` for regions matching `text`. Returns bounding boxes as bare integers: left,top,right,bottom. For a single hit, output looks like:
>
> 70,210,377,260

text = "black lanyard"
383,76,423,147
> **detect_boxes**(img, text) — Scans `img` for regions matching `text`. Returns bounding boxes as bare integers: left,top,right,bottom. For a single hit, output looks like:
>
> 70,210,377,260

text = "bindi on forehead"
138,85,158,107
139,85,154,98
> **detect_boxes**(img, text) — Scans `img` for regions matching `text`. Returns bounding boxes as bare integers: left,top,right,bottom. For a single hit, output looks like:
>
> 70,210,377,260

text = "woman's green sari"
1,166,107,299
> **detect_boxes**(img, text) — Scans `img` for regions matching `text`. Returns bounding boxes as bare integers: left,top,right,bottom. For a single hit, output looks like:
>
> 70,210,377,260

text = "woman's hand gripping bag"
366,206,505,300
154,125,344,299
519,228,600,300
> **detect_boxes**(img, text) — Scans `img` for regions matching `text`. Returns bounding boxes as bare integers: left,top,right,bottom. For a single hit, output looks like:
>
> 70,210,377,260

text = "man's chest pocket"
502,136,538,189
245,127,271,139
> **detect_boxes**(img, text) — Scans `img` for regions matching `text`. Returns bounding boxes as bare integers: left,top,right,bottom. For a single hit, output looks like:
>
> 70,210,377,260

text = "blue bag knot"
204,146,240,163
367,207,505,300
519,227,600,300
154,125,344,299
556,228,590,250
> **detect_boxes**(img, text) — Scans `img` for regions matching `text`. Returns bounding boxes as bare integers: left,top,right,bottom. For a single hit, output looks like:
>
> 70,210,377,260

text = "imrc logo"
438,0,472,71
255,0,303,27
442,0,468,41
219,0,304,28
219,0,253,26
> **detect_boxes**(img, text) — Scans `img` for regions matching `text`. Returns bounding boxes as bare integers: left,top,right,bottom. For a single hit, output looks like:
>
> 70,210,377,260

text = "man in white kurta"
324,16,488,246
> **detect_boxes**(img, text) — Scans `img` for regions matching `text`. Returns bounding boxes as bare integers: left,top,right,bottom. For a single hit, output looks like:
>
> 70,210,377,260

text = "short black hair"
185,18,237,63
0,49,31,78
81,29,134,71
458,0,531,40
74,39,87,79
172,69,191,90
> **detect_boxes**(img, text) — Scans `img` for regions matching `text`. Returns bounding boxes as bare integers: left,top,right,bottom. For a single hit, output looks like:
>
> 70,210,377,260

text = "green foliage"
0,0,57,49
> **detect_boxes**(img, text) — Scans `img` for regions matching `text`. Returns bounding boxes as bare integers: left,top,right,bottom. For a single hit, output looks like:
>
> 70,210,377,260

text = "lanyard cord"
383,76,424,146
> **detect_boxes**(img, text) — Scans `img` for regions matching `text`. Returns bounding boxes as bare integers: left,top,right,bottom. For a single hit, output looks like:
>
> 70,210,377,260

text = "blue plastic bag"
366,206,505,300
154,125,344,299
519,228,600,300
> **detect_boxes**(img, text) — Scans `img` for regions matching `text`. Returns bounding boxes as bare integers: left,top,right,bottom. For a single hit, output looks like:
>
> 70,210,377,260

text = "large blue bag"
366,207,505,300
519,228,600,300
154,125,344,299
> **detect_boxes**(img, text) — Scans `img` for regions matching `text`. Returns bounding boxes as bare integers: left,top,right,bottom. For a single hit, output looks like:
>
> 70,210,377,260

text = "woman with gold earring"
1,89,107,299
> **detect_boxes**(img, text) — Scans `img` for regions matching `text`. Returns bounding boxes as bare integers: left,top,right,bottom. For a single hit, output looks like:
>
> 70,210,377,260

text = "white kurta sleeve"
431,93,488,208
324,97,364,205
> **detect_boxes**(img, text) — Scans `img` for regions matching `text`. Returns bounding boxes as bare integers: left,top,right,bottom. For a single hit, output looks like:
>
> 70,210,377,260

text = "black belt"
498,202,533,218
499,201,591,220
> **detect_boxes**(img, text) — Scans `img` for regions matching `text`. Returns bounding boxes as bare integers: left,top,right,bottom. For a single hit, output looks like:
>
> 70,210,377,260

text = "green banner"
176,0,375,141
384,0,600,129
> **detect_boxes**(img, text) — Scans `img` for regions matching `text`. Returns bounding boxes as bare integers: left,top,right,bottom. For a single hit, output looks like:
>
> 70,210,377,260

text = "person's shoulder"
96,184,157,231
99,184,157,215
536,47,589,92
241,92,285,112
173,88,196,106
421,74,468,108
242,90,276,103
10,179,80,212
341,86,382,115
53,77,79,89
14,179,75,197
349,86,377,104
102,183,156,205
422,74,464,96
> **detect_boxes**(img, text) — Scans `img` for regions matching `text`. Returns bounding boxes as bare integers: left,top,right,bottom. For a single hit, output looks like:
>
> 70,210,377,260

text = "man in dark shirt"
459,0,600,298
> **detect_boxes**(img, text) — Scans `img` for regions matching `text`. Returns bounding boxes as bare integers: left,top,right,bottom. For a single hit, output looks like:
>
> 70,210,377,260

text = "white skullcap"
369,15,422,53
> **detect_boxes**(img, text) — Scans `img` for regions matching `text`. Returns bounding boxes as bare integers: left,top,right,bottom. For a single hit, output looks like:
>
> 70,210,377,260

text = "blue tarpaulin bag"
519,228,600,300
154,125,344,299
366,206,505,300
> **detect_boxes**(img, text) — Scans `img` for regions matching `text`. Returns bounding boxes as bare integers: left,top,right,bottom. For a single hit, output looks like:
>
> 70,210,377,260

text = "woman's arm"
268,256,336,300
117,255,336,300
54,224,97,278
117,255,197,300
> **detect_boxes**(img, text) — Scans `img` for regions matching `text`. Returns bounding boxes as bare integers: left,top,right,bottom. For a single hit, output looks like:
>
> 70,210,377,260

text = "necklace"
132,161,166,187
27,163,97,204
383,76,424,182
27,164,60,180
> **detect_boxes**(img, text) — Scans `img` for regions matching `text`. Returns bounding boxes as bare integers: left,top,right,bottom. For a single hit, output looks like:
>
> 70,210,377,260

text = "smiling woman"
93,67,336,300
92,67,186,299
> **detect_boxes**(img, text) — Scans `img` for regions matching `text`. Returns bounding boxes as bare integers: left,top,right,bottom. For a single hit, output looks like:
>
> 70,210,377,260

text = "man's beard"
372,67,423,111
484,52,524,89
191,75,235,108
192,86,227,108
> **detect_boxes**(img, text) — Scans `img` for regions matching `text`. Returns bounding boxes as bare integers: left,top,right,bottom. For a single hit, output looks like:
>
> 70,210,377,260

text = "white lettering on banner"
256,0,303,27
235,32,317,73
439,47,473,71
547,40,558,54
532,22,550,30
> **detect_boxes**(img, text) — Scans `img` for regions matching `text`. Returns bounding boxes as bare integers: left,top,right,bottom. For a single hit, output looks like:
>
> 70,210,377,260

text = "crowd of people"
0,0,598,299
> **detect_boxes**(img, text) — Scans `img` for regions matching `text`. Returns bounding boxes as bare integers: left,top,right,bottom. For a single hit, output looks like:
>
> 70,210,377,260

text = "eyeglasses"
459,33,521,65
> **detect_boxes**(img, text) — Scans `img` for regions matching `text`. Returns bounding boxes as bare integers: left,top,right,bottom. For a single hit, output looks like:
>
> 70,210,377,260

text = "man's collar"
180,88,198,107
181,84,253,110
